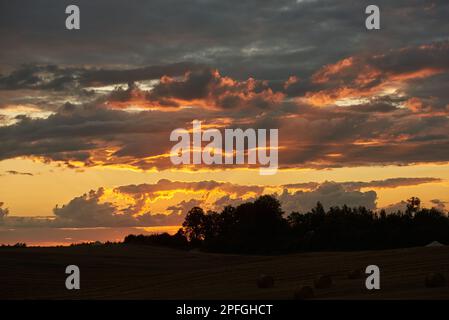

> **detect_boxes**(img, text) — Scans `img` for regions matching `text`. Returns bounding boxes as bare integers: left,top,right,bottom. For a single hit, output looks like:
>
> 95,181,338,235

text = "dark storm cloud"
273,98,449,168
311,41,449,87
1,0,448,111
286,41,449,106
1,0,448,79
80,63,205,86
0,1,448,170
0,65,47,90
0,103,167,163
370,42,449,74
0,64,285,111
145,68,284,109
0,94,448,170
148,68,217,101
346,100,399,113
405,73,449,111
0,63,204,90
0,102,229,169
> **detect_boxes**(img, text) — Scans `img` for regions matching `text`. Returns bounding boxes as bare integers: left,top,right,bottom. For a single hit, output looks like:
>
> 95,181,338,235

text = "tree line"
124,195,449,253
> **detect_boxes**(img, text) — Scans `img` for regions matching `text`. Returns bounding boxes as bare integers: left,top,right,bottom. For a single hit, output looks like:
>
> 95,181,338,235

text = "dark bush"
124,229,188,249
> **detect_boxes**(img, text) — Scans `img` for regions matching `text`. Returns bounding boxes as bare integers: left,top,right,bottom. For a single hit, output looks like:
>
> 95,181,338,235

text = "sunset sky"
0,0,448,245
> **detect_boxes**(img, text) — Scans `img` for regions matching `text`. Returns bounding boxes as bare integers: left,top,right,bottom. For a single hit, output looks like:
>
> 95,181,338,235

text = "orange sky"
1,158,448,217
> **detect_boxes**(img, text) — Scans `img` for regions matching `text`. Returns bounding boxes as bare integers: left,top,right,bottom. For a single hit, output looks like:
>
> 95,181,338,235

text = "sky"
0,0,448,245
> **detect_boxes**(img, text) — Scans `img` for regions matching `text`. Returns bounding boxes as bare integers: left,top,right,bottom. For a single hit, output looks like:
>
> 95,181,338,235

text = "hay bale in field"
293,286,315,300
425,273,446,288
313,275,333,289
347,268,364,279
257,274,274,288
425,241,445,247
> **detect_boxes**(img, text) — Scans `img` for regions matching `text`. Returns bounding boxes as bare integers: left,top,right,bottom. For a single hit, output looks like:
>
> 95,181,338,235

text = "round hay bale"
425,241,445,247
347,268,364,279
425,273,446,288
257,274,274,289
313,275,333,289
293,286,315,300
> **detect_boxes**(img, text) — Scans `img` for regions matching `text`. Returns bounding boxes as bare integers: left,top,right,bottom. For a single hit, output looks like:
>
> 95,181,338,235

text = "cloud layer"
0,1,448,171
1,177,443,228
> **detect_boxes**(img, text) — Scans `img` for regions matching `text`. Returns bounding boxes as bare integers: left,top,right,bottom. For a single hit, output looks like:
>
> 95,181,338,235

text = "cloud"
382,200,408,214
116,179,264,197
302,41,449,107
1,92,448,171
2,179,264,228
430,199,447,212
4,170,34,176
339,177,442,191
166,199,203,215
80,63,204,87
51,189,185,228
1,0,447,79
0,65,79,91
0,103,182,169
52,188,131,227
1,175,443,228
0,202,9,219
0,3,448,172
145,68,284,109
281,182,320,190
283,177,441,191
278,182,377,213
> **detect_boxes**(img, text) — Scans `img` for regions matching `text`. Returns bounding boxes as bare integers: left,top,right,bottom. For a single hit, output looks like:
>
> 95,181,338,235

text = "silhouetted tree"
182,207,211,246
406,197,421,216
